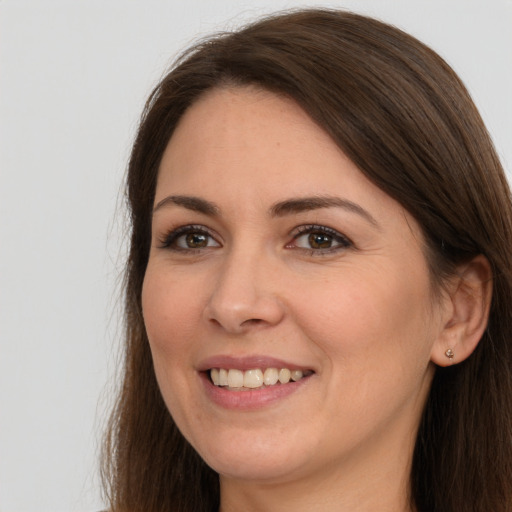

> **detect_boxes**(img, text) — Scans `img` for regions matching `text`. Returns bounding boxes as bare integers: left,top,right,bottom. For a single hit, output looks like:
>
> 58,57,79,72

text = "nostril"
241,318,264,326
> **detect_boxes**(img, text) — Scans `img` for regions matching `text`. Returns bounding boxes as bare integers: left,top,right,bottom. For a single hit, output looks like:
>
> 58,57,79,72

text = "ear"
430,255,492,367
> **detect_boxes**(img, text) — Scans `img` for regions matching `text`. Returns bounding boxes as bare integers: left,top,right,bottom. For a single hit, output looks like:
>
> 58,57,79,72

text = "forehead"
156,87,429,250
161,86,335,178
157,87,381,207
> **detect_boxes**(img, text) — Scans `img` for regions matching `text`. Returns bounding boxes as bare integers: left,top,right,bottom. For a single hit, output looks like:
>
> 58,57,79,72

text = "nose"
204,247,285,334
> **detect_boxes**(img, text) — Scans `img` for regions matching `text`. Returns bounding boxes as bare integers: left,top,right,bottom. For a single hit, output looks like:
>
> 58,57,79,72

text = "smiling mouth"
209,368,314,390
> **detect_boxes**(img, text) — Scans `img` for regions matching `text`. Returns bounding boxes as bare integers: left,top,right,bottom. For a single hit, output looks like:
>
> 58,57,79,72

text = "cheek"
295,268,436,434
293,266,435,369
141,266,203,360
141,267,207,430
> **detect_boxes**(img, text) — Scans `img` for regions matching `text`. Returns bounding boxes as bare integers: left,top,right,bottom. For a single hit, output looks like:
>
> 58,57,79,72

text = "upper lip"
197,355,314,372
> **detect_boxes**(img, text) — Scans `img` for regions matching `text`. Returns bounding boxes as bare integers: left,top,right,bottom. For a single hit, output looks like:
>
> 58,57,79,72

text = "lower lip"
200,372,312,410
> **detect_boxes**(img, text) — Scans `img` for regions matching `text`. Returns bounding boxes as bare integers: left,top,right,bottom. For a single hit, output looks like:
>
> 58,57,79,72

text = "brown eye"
185,233,208,248
291,225,352,253
308,233,333,249
160,225,221,251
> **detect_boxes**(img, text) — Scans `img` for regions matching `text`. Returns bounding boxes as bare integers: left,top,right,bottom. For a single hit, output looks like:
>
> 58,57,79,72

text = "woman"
102,9,512,512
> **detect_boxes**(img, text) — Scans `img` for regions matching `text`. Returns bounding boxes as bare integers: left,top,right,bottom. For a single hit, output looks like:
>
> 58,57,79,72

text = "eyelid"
156,223,352,254
287,224,353,252
157,224,221,250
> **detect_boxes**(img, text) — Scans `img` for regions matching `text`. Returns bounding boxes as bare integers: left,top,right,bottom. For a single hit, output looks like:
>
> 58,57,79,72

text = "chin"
188,426,319,483
206,452,306,483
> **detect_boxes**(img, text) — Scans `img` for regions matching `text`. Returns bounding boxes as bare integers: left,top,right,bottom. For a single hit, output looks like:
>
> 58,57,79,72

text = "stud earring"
445,348,454,359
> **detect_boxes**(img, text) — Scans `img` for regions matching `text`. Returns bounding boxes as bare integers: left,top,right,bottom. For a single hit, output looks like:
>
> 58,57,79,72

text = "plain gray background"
1,1,511,510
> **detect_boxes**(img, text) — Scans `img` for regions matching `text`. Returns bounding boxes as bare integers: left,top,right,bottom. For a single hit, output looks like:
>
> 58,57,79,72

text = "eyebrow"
270,196,379,227
152,194,379,228
153,195,220,216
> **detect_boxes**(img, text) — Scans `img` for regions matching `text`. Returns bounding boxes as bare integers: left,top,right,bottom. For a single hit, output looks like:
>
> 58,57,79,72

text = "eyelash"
158,225,219,252
288,224,353,255
157,224,353,255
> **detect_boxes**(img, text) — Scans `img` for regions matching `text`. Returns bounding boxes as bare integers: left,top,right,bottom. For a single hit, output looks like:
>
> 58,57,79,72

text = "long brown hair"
102,9,512,511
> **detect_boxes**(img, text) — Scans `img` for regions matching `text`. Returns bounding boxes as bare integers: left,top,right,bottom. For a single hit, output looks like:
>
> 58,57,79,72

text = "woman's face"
142,87,449,485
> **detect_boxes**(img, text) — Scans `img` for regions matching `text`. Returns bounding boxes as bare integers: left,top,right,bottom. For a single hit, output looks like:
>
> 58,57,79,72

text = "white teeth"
219,368,229,386
263,367,279,385
211,368,220,385
227,369,244,388
210,367,311,389
244,369,264,388
278,368,291,384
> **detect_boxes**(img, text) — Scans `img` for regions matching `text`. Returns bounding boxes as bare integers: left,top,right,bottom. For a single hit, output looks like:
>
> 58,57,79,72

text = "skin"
141,87,487,511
